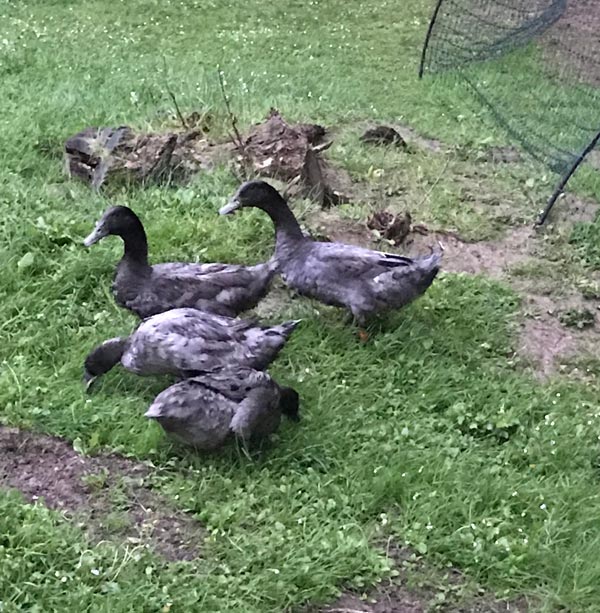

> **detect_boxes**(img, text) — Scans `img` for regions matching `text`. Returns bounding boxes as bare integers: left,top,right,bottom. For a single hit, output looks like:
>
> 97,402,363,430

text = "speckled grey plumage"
83,308,300,385
144,367,297,449
83,205,278,319
221,181,442,325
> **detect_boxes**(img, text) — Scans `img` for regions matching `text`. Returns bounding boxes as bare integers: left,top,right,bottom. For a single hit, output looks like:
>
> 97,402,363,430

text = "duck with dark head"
83,205,278,319
220,180,442,332
82,308,300,390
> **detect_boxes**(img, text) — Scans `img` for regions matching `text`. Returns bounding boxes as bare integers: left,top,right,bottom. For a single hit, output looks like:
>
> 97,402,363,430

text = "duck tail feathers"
421,249,442,271
376,249,441,291
144,403,163,418
267,255,281,274
413,250,442,290
280,319,302,337
266,318,301,339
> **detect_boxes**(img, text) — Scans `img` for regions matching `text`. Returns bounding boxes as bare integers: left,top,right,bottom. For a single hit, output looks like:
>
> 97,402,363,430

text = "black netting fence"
419,0,600,223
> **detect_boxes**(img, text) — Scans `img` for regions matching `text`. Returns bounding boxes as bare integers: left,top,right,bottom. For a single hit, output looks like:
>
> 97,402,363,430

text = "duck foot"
344,311,369,341
346,311,370,343
357,329,369,343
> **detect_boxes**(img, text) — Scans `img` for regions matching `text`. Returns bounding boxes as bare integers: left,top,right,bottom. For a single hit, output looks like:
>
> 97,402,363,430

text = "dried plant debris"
241,108,326,180
367,210,412,244
559,307,597,330
64,125,231,189
64,109,355,207
239,109,334,204
239,109,352,207
360,125,407,148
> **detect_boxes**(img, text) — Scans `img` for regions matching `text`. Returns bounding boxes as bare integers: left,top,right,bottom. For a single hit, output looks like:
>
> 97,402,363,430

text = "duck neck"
119,219,150,269
260,197,305,248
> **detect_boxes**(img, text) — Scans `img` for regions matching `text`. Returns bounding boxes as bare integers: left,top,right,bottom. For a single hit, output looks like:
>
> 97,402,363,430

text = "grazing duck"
83,308,300,388
220,180,442,327
145,366,300,449
83,205,277,319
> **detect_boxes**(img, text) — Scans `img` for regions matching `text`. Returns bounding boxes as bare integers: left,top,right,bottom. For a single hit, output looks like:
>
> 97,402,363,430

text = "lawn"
1,0,600,611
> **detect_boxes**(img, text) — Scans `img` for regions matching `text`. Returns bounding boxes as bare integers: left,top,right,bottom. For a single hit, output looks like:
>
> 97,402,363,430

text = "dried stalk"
217,66,251,179
217,65,244,147
162,56,188,130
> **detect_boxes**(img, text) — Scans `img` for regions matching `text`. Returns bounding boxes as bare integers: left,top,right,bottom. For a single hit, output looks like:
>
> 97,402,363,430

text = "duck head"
279,387,300,422
83,205,143,247
83,337,127,392
220,180,282,215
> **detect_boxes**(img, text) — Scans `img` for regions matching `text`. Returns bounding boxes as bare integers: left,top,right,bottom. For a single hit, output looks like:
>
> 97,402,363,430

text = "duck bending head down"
83,308,301,390
144,367,300,449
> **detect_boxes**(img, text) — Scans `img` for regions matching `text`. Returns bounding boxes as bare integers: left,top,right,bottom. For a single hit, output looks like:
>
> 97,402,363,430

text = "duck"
83,308,300,388
144,366,300,449
83,205,278,319
220,180,442,327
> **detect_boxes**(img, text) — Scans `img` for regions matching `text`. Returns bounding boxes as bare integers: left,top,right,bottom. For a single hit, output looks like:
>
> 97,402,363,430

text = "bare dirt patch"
0,425,204,561
541,192,599,225
405,225,535,279
518,314,577,379
517,293,600,378
303,545,529,613
64,125,233,189
312,589,527,613
392,123,445,154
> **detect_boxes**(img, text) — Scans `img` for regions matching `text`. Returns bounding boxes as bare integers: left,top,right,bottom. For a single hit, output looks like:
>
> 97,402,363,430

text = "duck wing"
186,366,271,401
370,251,442,308
126,261,276,318
122,309,299,375
304,241,414,280
145,378,234,449
282,241,414,304
223,370,282,440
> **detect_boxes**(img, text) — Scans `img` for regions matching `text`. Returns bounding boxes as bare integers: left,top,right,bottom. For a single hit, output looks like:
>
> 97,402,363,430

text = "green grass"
572,217,600,268
2,0,600,611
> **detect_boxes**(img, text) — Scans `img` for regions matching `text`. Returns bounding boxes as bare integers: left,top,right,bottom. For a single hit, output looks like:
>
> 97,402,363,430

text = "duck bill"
83,223,107,247
144,405,162,419
83,370,98,393
219,197,241,215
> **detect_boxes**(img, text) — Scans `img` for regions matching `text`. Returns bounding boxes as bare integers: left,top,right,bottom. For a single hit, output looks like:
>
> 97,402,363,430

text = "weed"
81,468,110,492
